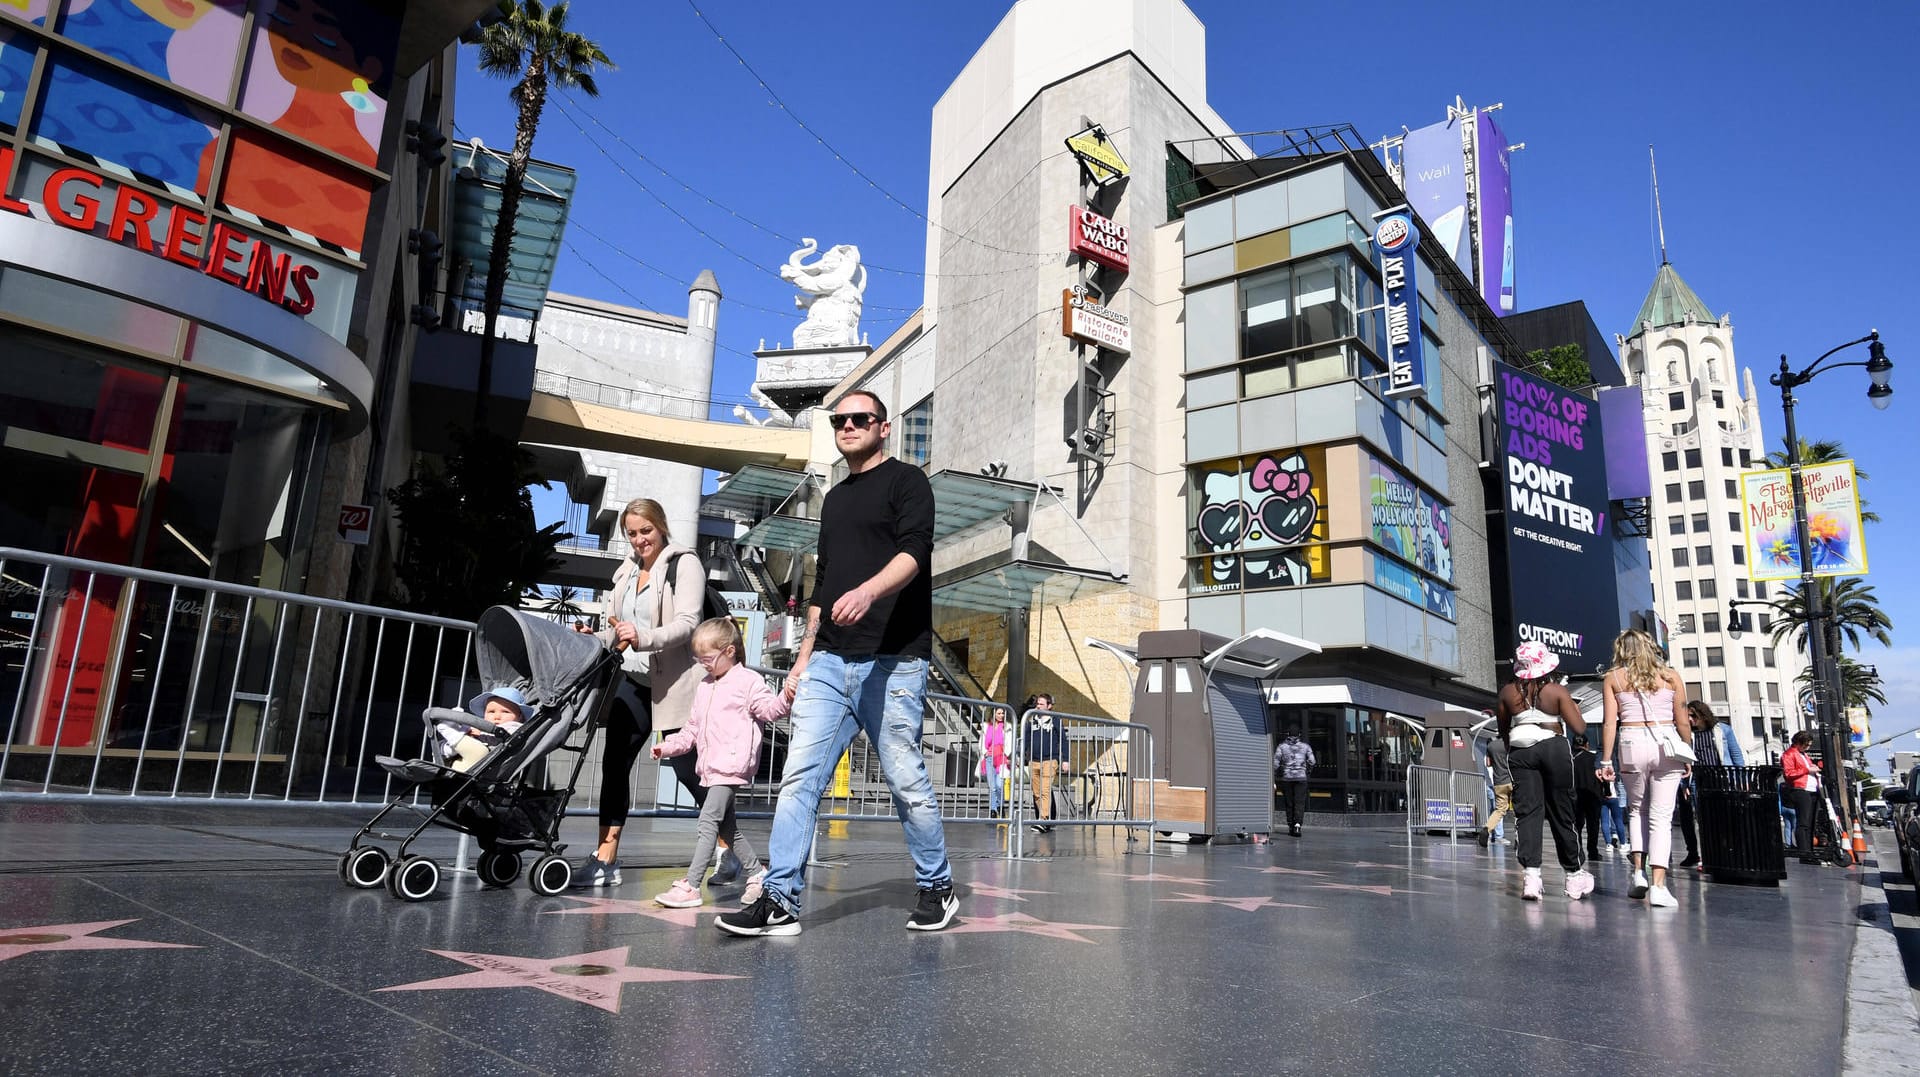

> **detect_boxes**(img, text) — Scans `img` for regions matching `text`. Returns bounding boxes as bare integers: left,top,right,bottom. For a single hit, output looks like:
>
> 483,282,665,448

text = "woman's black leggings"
1510,737,1584,872
597,684,707,826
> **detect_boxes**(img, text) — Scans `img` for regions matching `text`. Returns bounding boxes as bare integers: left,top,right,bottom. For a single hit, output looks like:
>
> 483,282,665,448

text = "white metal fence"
1404,764,1485,843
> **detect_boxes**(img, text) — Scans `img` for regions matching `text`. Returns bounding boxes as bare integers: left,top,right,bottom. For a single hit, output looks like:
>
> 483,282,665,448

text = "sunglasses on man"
829,411,883,430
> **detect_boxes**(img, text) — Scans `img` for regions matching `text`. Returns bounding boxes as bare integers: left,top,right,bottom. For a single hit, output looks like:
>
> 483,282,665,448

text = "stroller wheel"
341,847,390,889
528,854,572,896
477,849,522,888
387,856,440,902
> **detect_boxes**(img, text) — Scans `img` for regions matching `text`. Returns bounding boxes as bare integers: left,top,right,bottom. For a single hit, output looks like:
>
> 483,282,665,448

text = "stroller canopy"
474,607,608,706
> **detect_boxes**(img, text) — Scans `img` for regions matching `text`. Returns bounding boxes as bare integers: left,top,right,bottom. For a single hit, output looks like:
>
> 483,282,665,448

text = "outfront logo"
1374,213,1413,252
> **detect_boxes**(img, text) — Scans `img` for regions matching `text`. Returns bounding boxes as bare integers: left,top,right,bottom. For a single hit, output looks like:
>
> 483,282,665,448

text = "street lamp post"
1770,330,1893,823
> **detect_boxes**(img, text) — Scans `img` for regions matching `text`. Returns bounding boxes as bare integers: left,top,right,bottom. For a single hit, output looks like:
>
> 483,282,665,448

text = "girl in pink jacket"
650,618,793,908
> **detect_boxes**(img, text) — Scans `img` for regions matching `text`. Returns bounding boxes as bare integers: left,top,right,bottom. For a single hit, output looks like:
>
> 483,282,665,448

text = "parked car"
1883,767,1920,880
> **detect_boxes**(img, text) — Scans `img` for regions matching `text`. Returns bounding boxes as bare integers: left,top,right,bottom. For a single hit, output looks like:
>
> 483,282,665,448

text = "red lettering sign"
1067,205,1130,272
0,146,323,319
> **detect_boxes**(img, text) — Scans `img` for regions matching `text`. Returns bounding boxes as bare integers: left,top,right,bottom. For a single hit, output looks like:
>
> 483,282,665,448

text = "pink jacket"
656,664,791,786
980,720,1008,774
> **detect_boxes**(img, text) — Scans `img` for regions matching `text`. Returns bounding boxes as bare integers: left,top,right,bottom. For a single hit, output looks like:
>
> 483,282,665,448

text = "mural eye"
1196,504,1245,548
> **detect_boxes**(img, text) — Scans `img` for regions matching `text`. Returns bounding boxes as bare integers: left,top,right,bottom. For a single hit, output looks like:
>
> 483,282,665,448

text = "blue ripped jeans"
760,652,953,915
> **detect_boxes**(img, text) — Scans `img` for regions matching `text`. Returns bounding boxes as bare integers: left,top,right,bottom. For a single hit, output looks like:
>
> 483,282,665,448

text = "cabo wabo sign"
1740,461,1868,581
0,147,324,317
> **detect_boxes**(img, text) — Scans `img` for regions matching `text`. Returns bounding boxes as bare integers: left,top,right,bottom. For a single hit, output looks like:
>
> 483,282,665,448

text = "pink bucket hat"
1513,641,1559,680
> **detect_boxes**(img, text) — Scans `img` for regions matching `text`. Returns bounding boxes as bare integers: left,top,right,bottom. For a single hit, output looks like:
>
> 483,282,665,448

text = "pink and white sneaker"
1521,871,1544,901
1564,869,1595,900
740,869,768,906
654,879,703,909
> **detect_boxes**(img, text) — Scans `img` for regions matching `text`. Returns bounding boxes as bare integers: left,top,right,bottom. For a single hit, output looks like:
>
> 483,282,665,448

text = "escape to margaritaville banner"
1740,461,1869,581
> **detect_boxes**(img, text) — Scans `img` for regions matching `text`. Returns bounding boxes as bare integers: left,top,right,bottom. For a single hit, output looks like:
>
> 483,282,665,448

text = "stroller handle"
424,706,494,733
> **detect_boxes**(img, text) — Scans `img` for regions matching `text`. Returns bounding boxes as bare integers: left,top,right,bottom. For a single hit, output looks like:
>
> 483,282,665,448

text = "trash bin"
1695,765,1788,885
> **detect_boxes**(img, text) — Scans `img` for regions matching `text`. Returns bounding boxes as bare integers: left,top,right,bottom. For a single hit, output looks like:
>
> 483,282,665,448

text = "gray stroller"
338,606,621,901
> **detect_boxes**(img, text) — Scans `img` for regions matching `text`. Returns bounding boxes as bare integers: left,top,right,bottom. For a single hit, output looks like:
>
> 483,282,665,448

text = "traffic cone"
1851,820,1869,859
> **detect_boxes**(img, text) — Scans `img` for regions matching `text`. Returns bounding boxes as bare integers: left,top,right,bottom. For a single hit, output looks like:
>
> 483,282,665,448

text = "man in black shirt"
718,389,958,936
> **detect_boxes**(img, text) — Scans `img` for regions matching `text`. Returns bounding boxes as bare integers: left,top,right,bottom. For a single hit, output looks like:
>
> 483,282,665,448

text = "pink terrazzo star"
969,883,1052,902
541,897,704,927
944,912,1123,944
0,920,196,963
1100,872,1214,885
1158,892,1318,912
1309,882,1413,896
379,946,739,1013
1242,865,1329,876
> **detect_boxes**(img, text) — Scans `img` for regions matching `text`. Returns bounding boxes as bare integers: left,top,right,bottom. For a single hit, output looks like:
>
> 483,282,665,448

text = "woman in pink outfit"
1598,628,1693,909
980,711,1009,818
650,618,793,909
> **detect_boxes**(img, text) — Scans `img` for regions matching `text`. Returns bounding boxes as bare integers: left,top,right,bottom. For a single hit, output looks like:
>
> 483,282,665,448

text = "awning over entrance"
1261,678,1483,728
738,515,821,553
927,471,1045,542
702,464,810,522
933,558,1126,614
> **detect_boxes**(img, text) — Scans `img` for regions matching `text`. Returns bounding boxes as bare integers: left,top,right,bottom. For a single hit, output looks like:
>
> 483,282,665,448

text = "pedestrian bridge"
520,375,813,474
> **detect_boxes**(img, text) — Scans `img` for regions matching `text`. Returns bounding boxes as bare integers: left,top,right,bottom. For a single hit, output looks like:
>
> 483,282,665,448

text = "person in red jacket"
1781,731,1821,865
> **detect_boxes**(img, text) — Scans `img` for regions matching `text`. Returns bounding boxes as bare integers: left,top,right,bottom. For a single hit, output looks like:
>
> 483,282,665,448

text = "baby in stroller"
437,685,528,773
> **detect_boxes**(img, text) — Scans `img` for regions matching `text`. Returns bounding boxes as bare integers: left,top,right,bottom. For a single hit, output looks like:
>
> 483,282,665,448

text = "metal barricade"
1009,707,1155,860
1405,764,1483,843
0,547,479,805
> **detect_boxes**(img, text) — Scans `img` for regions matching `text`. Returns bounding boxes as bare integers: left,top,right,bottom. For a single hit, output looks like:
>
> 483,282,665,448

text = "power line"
681,0,1065,263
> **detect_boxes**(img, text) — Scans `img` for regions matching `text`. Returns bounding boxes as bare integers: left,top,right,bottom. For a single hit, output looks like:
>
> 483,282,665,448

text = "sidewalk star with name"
1101,872,1214,885
0,920,196,963
1158,892,1319,912
379,947,740,1012
969,883,1053,902
541,897,704,927
1242,866,1329,876
944,912,1124,944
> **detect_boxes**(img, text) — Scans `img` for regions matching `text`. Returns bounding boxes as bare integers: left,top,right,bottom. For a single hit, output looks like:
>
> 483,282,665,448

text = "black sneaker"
715,893,800,937
906,885,959,931
1029,823,1050,833
1476,828,1490,849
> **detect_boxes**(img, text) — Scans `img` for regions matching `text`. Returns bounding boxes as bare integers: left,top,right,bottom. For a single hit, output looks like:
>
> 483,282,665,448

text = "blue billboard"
1401,120,1471,278
1370,209,1425,400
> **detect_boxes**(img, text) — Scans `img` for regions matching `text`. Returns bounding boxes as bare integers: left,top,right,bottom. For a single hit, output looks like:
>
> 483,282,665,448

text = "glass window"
1675,580,1692,600
62,0,248,100
1669,393,1685,410
1671,548,1688,568
1713,391,1726,407
1745,647,1758,664
1294,345,1347,390
1731,545,1745,565
1728,511,1740,530
1703,612,1720,632
1240,267,1293,358
1725,479,1738,497
1294,255,1346,347
1740,449,1752,468
1687,681,1704,702
1758,613,1770,633
1737,579,1750,598
1767,682,1779,701
897,396,933,467
1243,356,1292,397
1185,282,1237,371
1681,647,1699,666
1666,482,1682,502
1289,214,1345,257
1183,197,1233,251
1691,512,1709,532
0,23,38,132
33,54,218,196
1662,451,1678,471
1689,480,1706,499
1234,181,1288,239
1699,578,1717,599
1721,448,1735,467
1678,614,1695,633
1684,448,1702,468
1696,545,1713,566
1748,681,1762,701
1668,517,1686,535
1756,582,1768,598
1710,682,1728,703
1707,647,1724,667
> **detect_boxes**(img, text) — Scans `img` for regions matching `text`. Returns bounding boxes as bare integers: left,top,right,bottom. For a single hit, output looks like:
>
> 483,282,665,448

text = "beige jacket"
596,544,705,732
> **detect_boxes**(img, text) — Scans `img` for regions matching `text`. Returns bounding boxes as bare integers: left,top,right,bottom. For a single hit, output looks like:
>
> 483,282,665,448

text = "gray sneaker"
573,856,622,888
707,845,743,886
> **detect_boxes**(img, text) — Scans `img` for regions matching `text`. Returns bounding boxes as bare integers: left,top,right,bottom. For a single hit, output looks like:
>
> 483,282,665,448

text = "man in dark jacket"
1024,694,1068,833
1273,729,1315,836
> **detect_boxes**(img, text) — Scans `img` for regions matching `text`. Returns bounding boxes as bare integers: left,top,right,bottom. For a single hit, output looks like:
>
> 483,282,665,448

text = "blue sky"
454,0,1920,773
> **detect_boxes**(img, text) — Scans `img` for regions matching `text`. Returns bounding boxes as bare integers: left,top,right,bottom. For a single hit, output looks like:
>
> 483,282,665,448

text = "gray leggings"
686,785,761,884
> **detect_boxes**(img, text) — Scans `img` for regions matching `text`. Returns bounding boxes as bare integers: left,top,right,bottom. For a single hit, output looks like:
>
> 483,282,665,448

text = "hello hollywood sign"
0,147,322,316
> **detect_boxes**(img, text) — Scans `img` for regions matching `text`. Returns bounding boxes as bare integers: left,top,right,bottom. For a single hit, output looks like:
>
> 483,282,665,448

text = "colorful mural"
61,0,246,101
1366,455,1453,584
1188,447,1329,592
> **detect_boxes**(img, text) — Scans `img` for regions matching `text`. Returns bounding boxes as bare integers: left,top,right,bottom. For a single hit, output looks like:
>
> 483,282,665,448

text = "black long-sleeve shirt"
810,457,934,659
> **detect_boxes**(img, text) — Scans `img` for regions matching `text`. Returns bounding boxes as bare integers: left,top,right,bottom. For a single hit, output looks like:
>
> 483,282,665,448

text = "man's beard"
840,440,881,467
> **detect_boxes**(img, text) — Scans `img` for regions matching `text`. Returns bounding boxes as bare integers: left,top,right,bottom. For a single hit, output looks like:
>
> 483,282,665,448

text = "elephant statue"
780,238,866,349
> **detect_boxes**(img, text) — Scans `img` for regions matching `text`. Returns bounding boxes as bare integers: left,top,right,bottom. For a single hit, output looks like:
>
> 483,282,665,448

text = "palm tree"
1797,657,1887,712
1768,577,1894,654
1766,436,1877,523
473,1,613,425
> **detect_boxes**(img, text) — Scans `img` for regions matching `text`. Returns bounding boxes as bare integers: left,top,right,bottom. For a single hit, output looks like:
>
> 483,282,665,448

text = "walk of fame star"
1242,866,1329,876
1309,882,1410,896
1157,892,1318,912
943,912,1123,944
542,897,704,927
969,883,1052,902
0,920,196,963
379,947,740,1012
1100,872,1214,885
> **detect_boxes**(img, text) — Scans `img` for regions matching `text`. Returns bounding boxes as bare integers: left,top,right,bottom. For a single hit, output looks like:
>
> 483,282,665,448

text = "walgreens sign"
0,147,322,316
1067,206,1129,272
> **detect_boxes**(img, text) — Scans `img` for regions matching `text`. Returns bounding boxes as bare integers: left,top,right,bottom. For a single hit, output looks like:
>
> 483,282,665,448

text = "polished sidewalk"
0,803,1875,1075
